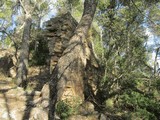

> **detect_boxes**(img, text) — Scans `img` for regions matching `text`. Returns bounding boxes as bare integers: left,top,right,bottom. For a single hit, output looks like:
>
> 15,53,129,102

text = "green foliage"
125,109,156,120
119,90,159,119
0,0,14,19
29,34,49,66
4,36,12,46
93,0,160,119
55,0,83,21
154,78,160,92
39,1,48,11
148,2,160,36
0,0,18,49
55,97,82,119
56,101,72,120
68,0,80,7
93,37,104,59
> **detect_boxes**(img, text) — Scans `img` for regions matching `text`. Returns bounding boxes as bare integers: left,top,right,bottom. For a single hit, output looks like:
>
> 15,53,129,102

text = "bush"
29,34,49,66
119,90,159,119
56,101,72,120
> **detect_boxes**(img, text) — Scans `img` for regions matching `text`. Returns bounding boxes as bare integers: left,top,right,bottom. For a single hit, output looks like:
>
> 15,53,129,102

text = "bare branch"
19,0,27,14
130,0,160,28
0,30,18,50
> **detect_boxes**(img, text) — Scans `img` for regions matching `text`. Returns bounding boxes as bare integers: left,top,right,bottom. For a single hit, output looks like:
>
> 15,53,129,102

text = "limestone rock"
99,113,107,120
9,66,16,78
29,108,48,120
41,83,49,100
0,86,49,120
68,114,99,120
40,83,49,108
45,12,78,74
78,102,95,115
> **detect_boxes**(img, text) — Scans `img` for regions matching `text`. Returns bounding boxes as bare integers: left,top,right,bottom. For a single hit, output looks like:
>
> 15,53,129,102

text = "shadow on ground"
22,66,50,120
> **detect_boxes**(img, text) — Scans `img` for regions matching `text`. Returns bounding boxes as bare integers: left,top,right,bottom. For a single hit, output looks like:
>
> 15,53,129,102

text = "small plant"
56,101,72,120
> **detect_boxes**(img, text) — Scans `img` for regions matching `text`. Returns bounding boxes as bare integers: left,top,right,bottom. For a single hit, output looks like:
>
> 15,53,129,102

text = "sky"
41,1,57,27
146,27,160,68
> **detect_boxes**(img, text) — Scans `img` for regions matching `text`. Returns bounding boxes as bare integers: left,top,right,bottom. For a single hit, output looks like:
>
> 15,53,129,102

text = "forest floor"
0,65,50,120
0,49,124,120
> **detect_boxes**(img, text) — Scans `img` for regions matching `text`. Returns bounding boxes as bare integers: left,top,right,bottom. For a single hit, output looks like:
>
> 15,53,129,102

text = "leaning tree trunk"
49,0,98,119
17,14,32,88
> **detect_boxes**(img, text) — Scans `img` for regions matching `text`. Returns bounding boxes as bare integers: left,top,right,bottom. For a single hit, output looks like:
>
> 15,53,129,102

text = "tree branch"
19,0,27,14
130,0,160,28
0,30,18,61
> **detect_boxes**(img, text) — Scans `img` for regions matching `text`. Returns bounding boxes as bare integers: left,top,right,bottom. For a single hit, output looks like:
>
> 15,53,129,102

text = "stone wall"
45,12,77,74
44,12,100,108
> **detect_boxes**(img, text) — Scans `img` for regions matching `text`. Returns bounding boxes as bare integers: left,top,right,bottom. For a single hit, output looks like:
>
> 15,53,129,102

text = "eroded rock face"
40,83,50,108
46,13,98,109
45,12,78,74
0,87,47,120
78,101,95,115
43,12,100,119
45,12,86,106
9,66,16,78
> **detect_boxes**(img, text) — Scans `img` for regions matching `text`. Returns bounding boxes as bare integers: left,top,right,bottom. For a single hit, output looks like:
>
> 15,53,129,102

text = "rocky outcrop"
45,12,78,74
45,12,85,106
0,87,48,120
44,12,100,110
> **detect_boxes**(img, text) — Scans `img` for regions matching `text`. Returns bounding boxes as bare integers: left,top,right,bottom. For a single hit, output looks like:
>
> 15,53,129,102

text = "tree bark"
154,47,160,75
16,14,32,88
49,0,98,119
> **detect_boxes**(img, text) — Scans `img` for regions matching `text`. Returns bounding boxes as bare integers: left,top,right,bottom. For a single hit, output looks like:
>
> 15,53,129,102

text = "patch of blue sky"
40,0,57,28
41,5,57,28
145,27,160,67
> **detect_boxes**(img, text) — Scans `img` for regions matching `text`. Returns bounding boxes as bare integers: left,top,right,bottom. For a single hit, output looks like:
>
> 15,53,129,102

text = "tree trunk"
49,0,98,119
154,47,160,75
16,14,32,88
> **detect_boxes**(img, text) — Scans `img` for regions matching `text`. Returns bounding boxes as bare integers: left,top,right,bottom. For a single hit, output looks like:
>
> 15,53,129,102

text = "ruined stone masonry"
45,13,82,106
45,12,78,74
44,12,100,106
